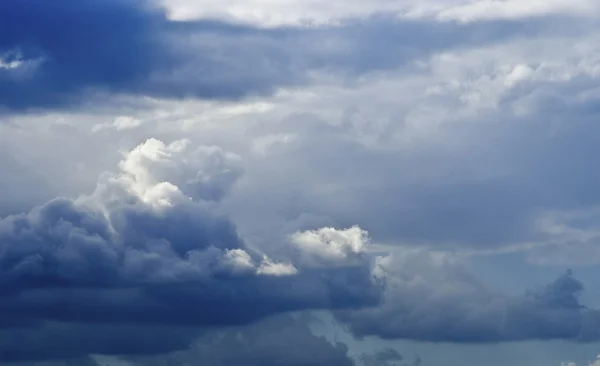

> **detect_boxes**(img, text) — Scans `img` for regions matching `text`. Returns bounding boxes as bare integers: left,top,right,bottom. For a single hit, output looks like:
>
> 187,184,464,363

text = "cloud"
0,323,198,363
0,0,564,111
4,1,600,363
0,315,354,365
0,0,300,111
216,22,600,253
336,250,600,343
0,138,381,361
92,116,142,132
290,226,370,267
522,208,600,267
561,356,600,366
123,314,355,366
429,0,598,23
359,348,405,366
0,358,99,366
0,0,169,110
117,138,244,202
161,0,599,26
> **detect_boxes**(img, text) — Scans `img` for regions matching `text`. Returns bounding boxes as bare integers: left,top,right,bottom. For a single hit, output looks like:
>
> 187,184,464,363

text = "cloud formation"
0,0,301,110
162,0,600,26
0,322,198,362
4,0,600,364
6,137,599,362
359,348,406,366
290,226,370,267
0,0,563,111
124,314,355,366
0,138,380,361
218,21,600,253
336,251,600,343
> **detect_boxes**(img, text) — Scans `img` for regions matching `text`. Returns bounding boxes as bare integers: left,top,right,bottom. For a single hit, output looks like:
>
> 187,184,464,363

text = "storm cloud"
0,0,570,111
0,138,380,361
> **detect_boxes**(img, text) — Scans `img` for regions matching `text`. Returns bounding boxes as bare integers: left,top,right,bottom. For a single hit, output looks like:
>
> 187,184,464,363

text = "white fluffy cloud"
117,138,243,202
290,226,370,267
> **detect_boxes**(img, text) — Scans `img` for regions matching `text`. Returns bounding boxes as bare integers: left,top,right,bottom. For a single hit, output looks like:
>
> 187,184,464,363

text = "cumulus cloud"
0,138,380,361
290,226,370,267
336,250,600,343
12,137,599,359
118,138,244,202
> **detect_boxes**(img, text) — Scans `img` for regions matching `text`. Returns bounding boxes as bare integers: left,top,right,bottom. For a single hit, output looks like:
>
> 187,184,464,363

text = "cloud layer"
5,136,600,362
0,0,570,111
162,0,600,26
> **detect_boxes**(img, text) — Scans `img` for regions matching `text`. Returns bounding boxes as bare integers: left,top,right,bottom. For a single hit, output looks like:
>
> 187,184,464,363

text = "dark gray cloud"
0,138,380,361
0,0,573,111
125,314,354,366
0,315,354,365
0,182,378,328
336,251,600,343
0,357,99,366
0,0,170,110
0,322,198,362
359,348,404,366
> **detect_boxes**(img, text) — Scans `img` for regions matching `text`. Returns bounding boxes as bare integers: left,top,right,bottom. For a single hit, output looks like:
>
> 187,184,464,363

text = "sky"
2,0,600,365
